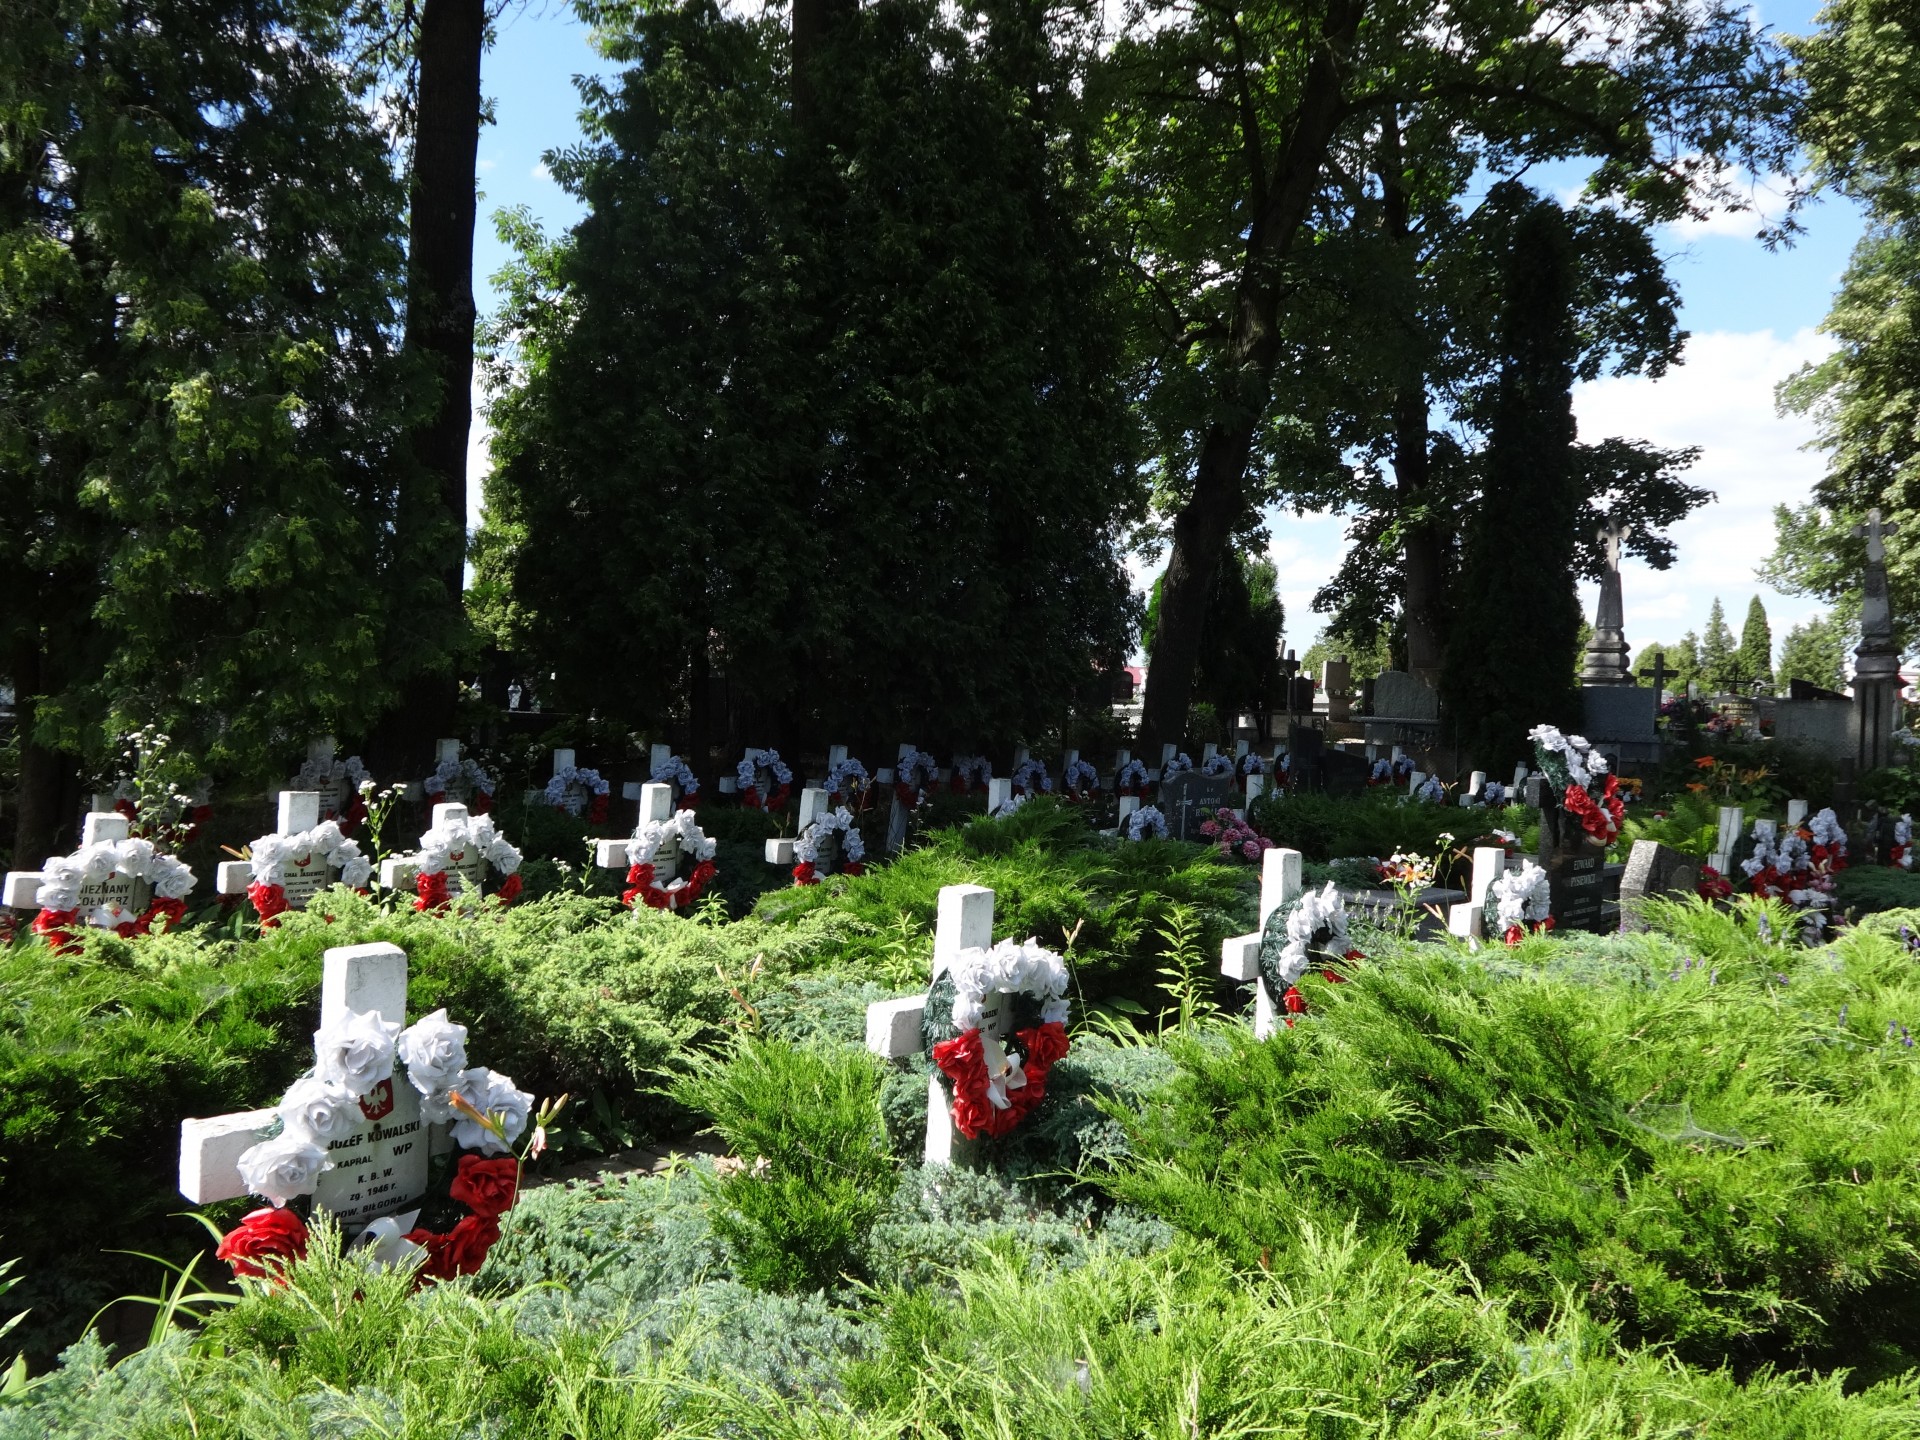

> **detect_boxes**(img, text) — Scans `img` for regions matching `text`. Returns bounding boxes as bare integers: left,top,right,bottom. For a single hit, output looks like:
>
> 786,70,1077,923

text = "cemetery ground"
12,785,1920,1435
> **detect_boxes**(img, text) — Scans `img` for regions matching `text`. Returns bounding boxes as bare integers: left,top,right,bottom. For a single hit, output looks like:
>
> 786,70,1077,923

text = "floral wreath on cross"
1011,757,1052,797
544,765,611,824
892,747,940,808
1115,759,1149,797
650,754,702,809
1483,861,1552,946
1255,882,1361,1026
1163,752,1195,777
1240,753,1265,776
949,755,993,794
214,1006,531,1288
1895,814,1913,871
1125,805,1168,841
1528,725,1623,845
1739,810,1846,939
1202,753,1235,777
413,813,523,912
792,806,866,886
424,757,496,816
735,749,794,812
920,938,1072,1140
826,757,870,808
298,754,372,830
247,821,373,927
1061,758,1100,799
622,810,718,912
30,838,196,952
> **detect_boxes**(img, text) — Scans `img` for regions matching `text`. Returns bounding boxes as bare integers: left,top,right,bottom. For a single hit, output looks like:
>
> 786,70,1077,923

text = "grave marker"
218,791,372,917
1158,768,1238,840
1618,841,1701,931
1446,847,1510,942
1220,847,1304,1039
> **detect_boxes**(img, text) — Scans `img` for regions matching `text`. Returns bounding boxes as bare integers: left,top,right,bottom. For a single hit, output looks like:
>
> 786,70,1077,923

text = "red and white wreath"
424,757,497,815
247,822,373,926
949,755,992,794
826,756,871,808
1528,725,1623,844
413,812,523,912
735,749,793,812
792,806,867,886
893,747,940,808
1484,862,1552,945
650,754,702,809
621,810,718,911
545,765,611,823
29,838,196,951
928,937,1071,1140
1061,757,1099,798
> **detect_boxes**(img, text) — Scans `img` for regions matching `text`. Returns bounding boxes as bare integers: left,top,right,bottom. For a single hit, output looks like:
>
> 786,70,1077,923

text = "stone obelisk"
1579,519,1633,685
1852,507,1903,772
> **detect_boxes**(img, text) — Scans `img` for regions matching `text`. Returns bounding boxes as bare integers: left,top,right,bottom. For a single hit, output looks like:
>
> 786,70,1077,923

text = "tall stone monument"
1580,519,1633,685
1852,507,1904,773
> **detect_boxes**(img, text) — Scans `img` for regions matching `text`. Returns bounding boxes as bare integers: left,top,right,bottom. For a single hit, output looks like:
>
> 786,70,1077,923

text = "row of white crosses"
2,809,192,929
181,942,448,1240
215,791,371,913
1706,800,1808,874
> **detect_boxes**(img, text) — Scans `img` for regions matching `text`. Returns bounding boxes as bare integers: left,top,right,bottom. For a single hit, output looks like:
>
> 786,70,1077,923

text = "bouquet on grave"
1255,882,1362,1026
1527,725,1624,844
1483,861,1552,946
217,1007,564,1288
1739,810,1845,941
1198,807,1272,863
921,938,1071,1140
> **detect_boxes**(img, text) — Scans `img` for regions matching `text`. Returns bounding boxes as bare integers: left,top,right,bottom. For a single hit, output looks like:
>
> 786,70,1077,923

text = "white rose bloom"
337,851,373,890
419,1088,459,1124
277,1073,361,1145
312,1008,402,1099
237,1132,332,1207
397,1009,469,1094
450,1067,533,1155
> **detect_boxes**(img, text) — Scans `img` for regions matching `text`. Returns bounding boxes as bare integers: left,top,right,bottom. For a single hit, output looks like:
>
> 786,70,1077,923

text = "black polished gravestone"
1617,840,1700,932
1158,770,1240,840
1286,724,1323,782
1527,776,1609,933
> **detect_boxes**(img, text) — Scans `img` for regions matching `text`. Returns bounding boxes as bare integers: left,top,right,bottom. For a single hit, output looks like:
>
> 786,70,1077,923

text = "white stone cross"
597,782,681,879
864,884,1008,1164
179,942,445,1235
1446,846,1509,944
381,803,493,900
5,811,154,921
622,744,683,805
217,791,358,912
765,787,833,870
1220,846,1305,1039
286,735,352,821
1708,805,1745,874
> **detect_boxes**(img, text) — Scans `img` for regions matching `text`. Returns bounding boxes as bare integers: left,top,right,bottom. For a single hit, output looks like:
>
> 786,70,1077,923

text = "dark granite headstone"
1319,750,1370,797
1536,782,1609,934
1618,841,1700,932
1286,724,1324,776
1159,770,1238,841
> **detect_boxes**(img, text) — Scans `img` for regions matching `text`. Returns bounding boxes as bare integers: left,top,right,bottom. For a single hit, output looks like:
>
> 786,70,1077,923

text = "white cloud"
531,161,552,182
477,157,498,173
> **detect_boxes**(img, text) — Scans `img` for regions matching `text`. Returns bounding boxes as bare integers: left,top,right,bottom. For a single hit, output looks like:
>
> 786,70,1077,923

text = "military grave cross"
1220,846,1305,1039
217,790,372,918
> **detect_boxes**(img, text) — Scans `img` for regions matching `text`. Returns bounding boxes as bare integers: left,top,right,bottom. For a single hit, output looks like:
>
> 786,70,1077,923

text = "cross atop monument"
1597,518,1632,572
1852,507,1899,565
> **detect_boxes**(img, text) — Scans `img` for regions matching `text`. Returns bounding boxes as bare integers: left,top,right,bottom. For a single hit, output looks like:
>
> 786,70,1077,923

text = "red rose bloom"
248,881,290,927
217,1207,309,1280
450,1154,520,1218
440,1214,501,1277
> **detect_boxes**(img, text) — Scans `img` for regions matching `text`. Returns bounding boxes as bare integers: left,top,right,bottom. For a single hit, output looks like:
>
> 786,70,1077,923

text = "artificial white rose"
237,1132,331,1207
337,851,373,890
449,1067,533,1155
277,1073,361,1145
419,1088,459,1124
312,1008,402,1099
397,1009,469,1094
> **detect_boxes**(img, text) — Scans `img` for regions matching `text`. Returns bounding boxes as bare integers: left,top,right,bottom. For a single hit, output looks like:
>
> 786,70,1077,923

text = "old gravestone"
1528,776,1608,934
1158,767,1239,840
1617,841,1701,932
1580,685,1659,765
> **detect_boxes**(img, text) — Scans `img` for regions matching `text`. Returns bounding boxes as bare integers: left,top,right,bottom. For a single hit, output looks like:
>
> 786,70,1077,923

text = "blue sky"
467,0,1863,665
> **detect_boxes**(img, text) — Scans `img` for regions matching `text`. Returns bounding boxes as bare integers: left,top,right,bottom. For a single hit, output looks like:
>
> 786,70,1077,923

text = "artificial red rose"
470,791,494,816
841,861,865,877
439,1213,501,1277
792,861,819,887
587,792,610,824
494,873,523,906
139,896,188,934
1282,986,1306,1014
1504,924,1525,947
217,1207,309,1280
450,1154,520,1218
415,870,451,913
248,881,290,928
32,908,80,954
622,862,657,909
931,1021,1071,1140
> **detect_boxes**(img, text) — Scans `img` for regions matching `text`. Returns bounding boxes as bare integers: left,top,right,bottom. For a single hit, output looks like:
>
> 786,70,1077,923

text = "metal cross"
1851,506,1901,565
1637,649,1676,694
1277,649,1300,723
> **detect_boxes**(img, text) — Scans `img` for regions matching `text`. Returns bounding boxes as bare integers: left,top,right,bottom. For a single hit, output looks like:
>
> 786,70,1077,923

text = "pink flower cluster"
1198,809,1273,862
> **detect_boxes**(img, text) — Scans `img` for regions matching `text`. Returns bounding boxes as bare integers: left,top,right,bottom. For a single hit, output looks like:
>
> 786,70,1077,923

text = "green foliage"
1702,596,1740,690
0,0,449,775
1443,191,1584,771
476,0,1141,748
1249,786,1518,868
1836,864,1920,918
668,1038,895,1293
1779,611,1852,693
1107,905,1920,1375
1142,554,1285,748
1633,632,1702,694
1740,594,1776,688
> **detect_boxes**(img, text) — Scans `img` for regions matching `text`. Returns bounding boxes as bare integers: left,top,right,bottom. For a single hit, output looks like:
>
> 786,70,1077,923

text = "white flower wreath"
826,757,870,798
735,748,793,793
36,838,196,916
249,822,372,892
650,754,701,796
1202,754,1235,777
1125,806,1168,841
794,806,865,865
1062,758,1099,792
298,754,370,793
946,938,1071,1031
951,755,993,788
424,756,496,800
235,1005,531,1208
894,747,939,790
417,812,522,879
1011,757,1053,793
1525,725,1608,789
626,809,718,867
1239,753,1264,776
1272,883,1351,989
1163,752,1195,776
544,765,610,808
1487,862,1551,932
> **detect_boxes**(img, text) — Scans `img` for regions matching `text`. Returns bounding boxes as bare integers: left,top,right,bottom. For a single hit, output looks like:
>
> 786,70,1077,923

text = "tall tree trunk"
1379,108,1446,685
379,0,483,768
10,638,77,871
1138,1,1362,749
